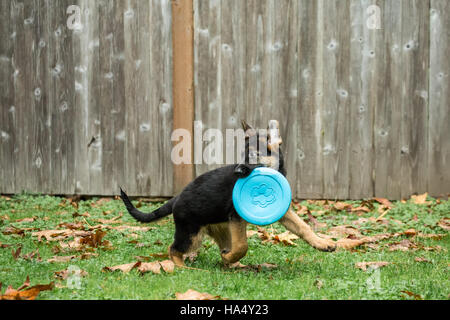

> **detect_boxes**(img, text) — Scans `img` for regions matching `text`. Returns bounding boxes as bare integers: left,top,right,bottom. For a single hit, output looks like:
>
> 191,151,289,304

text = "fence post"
171,0,195,194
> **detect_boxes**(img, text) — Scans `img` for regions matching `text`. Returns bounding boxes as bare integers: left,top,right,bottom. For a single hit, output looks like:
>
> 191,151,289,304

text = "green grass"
0,194,448,300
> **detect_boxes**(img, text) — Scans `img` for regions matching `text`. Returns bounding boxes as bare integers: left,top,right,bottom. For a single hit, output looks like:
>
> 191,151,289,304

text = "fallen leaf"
175,289,221,300
79,252,99,260
410,193,431,205
272,231,299,246
373,197,393,209
388,240,417,252
0,278,54,300
333,202,352,211
11,246,22,260
47,255,76,263
15,217,37,223
79,229,108,248
355,261,390,271
159,260,176,273
138,261,162,274
327,225,362,239
2,226,26,237
437,218,450,231
401,290,423,300
32,229,91,242
103,262,141,273
414,257,432,263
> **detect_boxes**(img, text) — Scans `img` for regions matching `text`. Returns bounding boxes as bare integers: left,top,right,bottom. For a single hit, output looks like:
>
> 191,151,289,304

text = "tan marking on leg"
221,220,248,264
205,222,232,253
279,207,336,252
169,245,185,266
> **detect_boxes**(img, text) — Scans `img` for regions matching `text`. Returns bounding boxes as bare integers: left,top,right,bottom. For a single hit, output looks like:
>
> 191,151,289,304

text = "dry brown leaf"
32,229,91,242
2,226,26,237
246,230,259,238
57,222,85,230
47,255,76,263
417,233,446,240
373,197,393,209
273,231,299,246
109,225,154,232
437,218,450,231
333,202,353,211
159,260,176,273
227,262,278,272
79,229,108,248
103,262,141,273
355,261,390,271
175,289,221,300
388,239,417,252
0,278,54,300
138,261,162,274
401,290,423,300
327,225,362,239
11,246,22,260
79,252,99,260
15,217,37,223
410,193,431,205
414,257,432,263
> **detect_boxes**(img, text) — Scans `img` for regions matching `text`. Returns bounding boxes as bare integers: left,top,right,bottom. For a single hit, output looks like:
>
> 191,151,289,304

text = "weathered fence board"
429,0,450,197
1,0,449,199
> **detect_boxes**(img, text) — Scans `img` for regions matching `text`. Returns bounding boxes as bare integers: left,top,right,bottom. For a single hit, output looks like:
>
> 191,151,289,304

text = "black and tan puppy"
120,120,336,266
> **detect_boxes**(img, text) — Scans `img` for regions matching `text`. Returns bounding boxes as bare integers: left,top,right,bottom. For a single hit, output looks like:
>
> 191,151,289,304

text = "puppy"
120,120,335,266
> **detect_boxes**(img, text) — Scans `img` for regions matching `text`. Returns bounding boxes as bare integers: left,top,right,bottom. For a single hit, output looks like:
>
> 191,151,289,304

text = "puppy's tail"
120,188,175,223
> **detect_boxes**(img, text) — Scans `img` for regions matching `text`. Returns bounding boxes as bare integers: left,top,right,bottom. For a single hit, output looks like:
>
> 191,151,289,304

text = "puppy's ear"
241,120,256,138
241,120,253,131
268,120,282,151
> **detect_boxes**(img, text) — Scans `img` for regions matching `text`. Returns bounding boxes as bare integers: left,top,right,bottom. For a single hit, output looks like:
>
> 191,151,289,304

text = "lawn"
0,193,448,300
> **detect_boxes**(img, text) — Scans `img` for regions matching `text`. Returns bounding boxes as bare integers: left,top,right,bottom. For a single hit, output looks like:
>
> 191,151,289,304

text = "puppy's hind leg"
169,223,202,267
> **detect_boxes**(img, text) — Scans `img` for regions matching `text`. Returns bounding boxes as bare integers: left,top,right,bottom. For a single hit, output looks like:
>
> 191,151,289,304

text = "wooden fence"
0,0,449,199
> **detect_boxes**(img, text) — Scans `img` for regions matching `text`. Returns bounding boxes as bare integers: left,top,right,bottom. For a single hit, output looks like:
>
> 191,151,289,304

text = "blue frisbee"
233,167,292,226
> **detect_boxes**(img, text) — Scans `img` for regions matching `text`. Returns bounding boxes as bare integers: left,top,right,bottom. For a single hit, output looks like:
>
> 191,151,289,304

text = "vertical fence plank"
283,0,299,197
348,0,379,199
399,0,430,199
322,0,351,199
429,0,450,197
295,0,324,199
0,0,14,194
172,0,195,192
374,0,402,199
245,0,264,127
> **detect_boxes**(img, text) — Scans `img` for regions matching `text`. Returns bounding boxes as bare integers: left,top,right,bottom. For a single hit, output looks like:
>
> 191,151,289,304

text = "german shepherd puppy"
120,120,336,266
